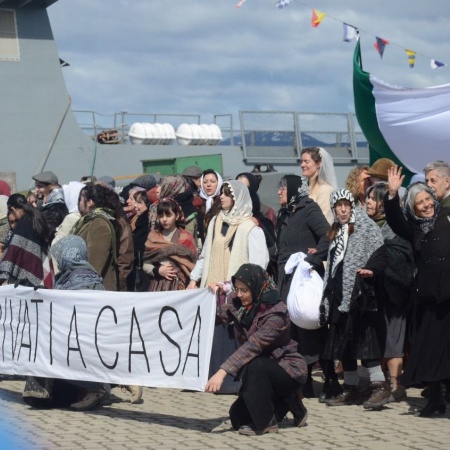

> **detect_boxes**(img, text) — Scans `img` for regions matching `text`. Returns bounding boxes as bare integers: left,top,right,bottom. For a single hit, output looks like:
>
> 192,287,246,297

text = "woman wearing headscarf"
0,194,54,288
206,264,308,435
188,180,269,289
199,169,223,238
51,181,85,273
276,175,334,399
23,235,109,410
365,182,415,402
52,181,85,245
384,166,450,417
188,180,269,393
52,234,105,291
320,189,391,409
300,147,338,224
236,172,277,278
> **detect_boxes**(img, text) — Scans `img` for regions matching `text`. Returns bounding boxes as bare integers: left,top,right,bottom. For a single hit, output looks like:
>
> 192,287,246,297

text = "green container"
142,154,223,176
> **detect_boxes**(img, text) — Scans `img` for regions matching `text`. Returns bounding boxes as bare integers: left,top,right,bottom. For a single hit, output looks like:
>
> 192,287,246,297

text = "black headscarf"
231,264,279,328
236,172,260,192
276,174,309,237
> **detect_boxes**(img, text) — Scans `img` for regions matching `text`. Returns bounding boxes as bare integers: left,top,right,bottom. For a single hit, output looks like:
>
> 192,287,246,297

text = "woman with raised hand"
384,166,450,417
205,264,308,435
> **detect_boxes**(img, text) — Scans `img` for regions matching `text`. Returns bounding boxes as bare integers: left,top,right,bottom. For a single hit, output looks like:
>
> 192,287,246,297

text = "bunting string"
234,0,447,69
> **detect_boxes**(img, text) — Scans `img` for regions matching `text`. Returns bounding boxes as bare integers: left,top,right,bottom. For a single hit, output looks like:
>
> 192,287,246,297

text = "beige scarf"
201,215,256,287
204,213,238,286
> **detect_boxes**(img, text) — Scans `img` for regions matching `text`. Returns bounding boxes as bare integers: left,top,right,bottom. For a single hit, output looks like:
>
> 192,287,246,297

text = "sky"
47,0,450,128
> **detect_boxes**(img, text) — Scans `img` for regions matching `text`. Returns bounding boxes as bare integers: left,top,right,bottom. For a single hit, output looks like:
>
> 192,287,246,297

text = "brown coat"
75,216,118,291
117,216,134,291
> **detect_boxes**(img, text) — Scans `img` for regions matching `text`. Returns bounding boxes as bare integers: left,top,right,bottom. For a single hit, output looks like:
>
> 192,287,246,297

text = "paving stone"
0,377,449,449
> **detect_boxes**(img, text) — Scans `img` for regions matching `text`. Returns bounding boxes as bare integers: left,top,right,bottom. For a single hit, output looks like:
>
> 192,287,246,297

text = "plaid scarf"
0,214,54,288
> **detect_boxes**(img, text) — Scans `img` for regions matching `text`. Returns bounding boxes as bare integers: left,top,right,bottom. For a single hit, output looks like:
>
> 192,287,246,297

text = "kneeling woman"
205,264,308,435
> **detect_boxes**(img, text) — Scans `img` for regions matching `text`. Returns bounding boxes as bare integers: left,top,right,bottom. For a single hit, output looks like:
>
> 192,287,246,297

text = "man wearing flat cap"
182,166,202,192
32,171,60,209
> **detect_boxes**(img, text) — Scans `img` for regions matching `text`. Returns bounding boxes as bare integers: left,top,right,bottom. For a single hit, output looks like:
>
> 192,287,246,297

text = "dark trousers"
229,356,299,431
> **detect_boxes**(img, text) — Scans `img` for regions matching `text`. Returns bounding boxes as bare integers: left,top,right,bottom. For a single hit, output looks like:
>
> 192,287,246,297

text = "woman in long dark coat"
384,166,450,417
276,175,333,399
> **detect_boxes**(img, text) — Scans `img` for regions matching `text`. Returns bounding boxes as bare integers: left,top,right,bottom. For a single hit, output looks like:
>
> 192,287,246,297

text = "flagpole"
358,37,363,70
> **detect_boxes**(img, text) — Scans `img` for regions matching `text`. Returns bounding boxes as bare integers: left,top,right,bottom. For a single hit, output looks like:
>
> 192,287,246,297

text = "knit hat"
98,176,116,188
367,158,395,181
130,174,157,190
32,171,59,185
182,166,202,178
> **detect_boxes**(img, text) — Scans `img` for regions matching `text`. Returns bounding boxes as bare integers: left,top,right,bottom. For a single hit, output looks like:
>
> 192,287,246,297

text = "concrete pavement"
0,376,449,450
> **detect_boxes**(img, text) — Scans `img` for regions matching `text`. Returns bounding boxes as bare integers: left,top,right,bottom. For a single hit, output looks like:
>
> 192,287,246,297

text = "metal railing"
73,110,369,163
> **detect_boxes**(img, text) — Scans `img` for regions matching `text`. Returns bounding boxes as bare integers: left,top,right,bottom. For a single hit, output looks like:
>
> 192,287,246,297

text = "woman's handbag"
285,252,323,330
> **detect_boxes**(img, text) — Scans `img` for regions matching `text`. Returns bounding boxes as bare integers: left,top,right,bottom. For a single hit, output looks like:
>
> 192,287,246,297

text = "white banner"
0,285,216,391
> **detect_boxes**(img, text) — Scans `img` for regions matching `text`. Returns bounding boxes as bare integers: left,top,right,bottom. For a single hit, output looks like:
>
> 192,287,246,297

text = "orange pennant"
311,9,326,28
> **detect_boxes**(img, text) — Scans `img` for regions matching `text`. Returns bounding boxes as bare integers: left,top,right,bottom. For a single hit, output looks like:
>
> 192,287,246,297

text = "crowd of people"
0,147,449,435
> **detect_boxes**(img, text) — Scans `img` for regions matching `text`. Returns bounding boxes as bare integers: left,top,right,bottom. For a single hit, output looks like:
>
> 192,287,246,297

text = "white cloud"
48,0,450,127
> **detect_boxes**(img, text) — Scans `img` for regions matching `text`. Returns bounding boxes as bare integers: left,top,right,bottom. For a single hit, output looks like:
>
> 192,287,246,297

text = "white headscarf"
63,181,85,214
199,170,223,213
318,147,338,189
220,180,253,225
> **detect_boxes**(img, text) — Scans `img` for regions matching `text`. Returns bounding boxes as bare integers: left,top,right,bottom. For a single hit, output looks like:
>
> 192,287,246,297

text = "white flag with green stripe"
353,40,450,182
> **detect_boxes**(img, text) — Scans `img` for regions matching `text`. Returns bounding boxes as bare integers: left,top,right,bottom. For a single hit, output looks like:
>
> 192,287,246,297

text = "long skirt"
208,323,240,394
402,300,450,385
322,310,383,361
380,301,407,358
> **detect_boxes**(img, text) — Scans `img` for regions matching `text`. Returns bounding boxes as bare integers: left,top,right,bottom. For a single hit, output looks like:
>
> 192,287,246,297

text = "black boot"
302,376,315,398
318,378,343,403
286,389,308,427
443,380,450,404
418,382,446,417
325,384,360,406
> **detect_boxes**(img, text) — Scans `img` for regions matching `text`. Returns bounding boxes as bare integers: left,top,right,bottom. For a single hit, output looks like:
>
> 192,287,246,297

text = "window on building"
0,10,20,61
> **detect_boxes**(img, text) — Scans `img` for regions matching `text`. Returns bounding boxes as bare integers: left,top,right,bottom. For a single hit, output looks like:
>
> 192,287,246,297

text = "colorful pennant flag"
343,23,358,42
374,37,389,58
431,59,446,69
276,0,292,8
236,0,246,8
311,9,326,28
405,49,416,68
